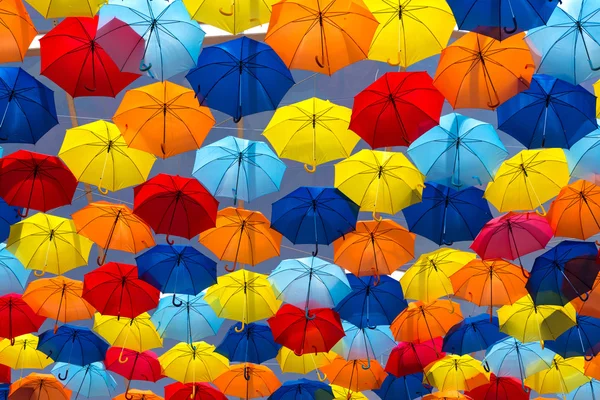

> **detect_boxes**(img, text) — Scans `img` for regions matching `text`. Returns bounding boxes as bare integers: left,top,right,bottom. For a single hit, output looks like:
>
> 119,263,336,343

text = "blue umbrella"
0,243,29,295
0,67,57,144
442,314,508,355
51,362,116,399
333,322,396,370
271,186,359,256
568,379,600,400
373,373,432,400
186,36,294,122
215,322,281,364
526,0,600,84
0,197,21,243
98,0,204,80
268,379,334,400
545,315,600,359
526,240,600,306
192,136,286,205
402,183,493,245
407,113,507,189
567,126,600,180
497,74,597,149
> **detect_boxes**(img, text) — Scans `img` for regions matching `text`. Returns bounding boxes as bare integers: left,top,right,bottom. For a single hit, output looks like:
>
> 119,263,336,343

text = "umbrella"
271,186,359,256
0,294,45,343
365,0,455,68
333,322,396,368
159,341,229,384
465,374,530,400
547,180,600,239
215,322,281,364
276,347,337,379
373,373,432,400
349,71,444,148
0,243,29,295
0,67,57,144
568,379,600,400
136,245,217,296
213,363,281,399
0,150,76,217
433,32,534,109
385,338,445,378
407,113,508,188
192,136,286,205
24,0,104,17
0,0,36,63
0,198,21,243
265,0,378,75
164,382,227,400
442,314,507,355
199,207,282,272
330,385,366,400
59,121,156,194
183,0,276,34
51,362,117,400
391,300,463,343
497,74,597,149
187,36,294,122
98,0,205,81
73,201,155,266
263,97,359,173
0,334,53,370
568,127,600,180
93,312,162,355
333,219,415,279
268,379,334,400
113,390,163,400
83,262,160,319
40,16,140,98
113,81,215,158
321,357,386,391
424,354,490,391
525,355,590,396
545,315,600,359
105,348,163,396
9,374,72,400
334,149,424,218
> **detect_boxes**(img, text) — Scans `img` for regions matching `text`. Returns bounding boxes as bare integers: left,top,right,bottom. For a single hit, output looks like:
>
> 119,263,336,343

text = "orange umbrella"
585,352,600,380
0,0,37,63
572,275,600,319
113,81,215,159
546,179,600,240
73,201,155,266
112,389,163,400
423,391,472,400
199,207,282,272
213,363,281,399
9,373,72,400
321,357,386,392
433,32,534,110
265,0,379,75
22,276,95,333
333,219,415,280
391,300,463,343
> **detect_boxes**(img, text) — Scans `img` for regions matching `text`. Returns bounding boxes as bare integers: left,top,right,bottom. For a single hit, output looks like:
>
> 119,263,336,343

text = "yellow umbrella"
276,347,336,381
423,354,490,392
484,149,569,214
525,355,590,396
159,341,229,384
334,149,424,219
24,0,105,17
400,248,476,303
365,0,455,68
6,213,93,277
331,385,368,400
59,121,156,194
204,269,281,332
183,0,277,34
0,334,53,370
263,98,359,173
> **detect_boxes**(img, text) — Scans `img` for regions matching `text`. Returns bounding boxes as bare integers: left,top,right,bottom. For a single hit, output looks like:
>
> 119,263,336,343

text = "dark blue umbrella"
442,314,508,355
402,183,493,245
498,74,597,149
187,36,294,123
373,373,432,400
545,315,600,359
334,274,407,328
526,240,600,306
268,378,334,400
0,67,57,143
215,322,281,364
0,197,20,243
271,186,359,256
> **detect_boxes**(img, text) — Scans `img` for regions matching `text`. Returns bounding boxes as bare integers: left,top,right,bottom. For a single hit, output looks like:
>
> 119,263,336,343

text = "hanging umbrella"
215,322,280,364
113,390,163,400
265,0,378,75
59,120,156,194
385,338,445,378
51,362,117,400
187,36,294,122
373,373,432,400
0,150,76,217
40,16,140,98
73,201,155,266
568,128,600,180
0,243,28,295
0,294,45,343
321,357,387,391
334,149,424,218
9,373,71,400
333,219,415,279
349,72,444,148
192,136,286,205
433,32,534,109
391,300,463,343
263,98,359,173
159,341,229,384
424,354,490,391
333,322,396,369
105,348,163,397
497,74,597,149
465,374,530,400
0,67,57,144
276,347,336,381
568,379,600,400
98,0,205,81
407,113,508,189
0,334,53,370
93,312,162,356
271,186,359,257
183,0,276,34
442,314,507,355
214,363,281,399
165,382,227,400
547,180,600,239
268,379,334,400
330,385,366,400
525,355,590,396
24,0,104,17
0,0,36,63
546,314,600,359
199,208,281,272
0,198,21,244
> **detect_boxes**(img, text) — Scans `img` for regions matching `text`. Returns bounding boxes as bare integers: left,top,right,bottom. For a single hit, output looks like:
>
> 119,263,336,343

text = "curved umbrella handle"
97,186,109,195
372,273,381,287
58,370,69,381
315,368,327,382
312,243,318,257
315,55,325,68
585,352,595,361
118,349,129,364
17,208,29,218
190,384,197,400
172,293,183,307
293,348,304,356
139,59,152,72
10,337,14,346
97,253,108,266
305,306,316,320
34,269,46,277
387,59,400,67
233,115,242,124
304,163,317,173
219,5,234,15
45,350,53,360
84,84,96,92
534,204,547,216
361,356,371,370
53,322,59,334
244,366,251,381
224,261,237,272
442,240,454,246
482,360,490,373
520,265,530,279
487,99,500,108
579,291,590,302
503,16,518,34
234,320,245,333
372,211,383,222
166,234,175,246
124,393,134,400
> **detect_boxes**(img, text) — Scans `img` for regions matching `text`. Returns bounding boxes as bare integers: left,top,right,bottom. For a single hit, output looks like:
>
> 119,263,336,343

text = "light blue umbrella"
332,322,396,370
51,362,116,399
407,113,508,189
192,136,286,205
568,379,600,400
567,125,600,180
98,0,204,81
0,243,29,295
151,292,223,343
526,0,600,84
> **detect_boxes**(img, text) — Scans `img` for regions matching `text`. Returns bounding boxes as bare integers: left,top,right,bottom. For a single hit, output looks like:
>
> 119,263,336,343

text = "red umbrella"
349,72,444,149
385,338,445,378
470,212,553,277
165,383,227,400
83,262,160,319
133,174,218,244
40,16,140,98
0,150,77,217
105,348,163,395
465,374,529,400
267,304,344,355
0,294,46,344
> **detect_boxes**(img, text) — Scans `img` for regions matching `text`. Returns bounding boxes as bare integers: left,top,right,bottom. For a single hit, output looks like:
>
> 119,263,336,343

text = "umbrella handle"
304,163,317,173
84,84,96,92
442,240,454,246
166,234,175,246
315,55,325,68
293,348,304,356
172,293,183,307
9,338,14,346
305,307,316,320
17,208,29,218
97,186,109,195
586,352,594,361
315,368,327,382
487,99,500,108
97,253,107,266
579,291,590,302
118,350,129,364
139,60,152,72
244,366,251,381
234,320,245,333
520,265,530,279
387,59,400,67
219,5,234,16
534,204,547,216
233,115,242,124
33,269,46,277
312,243,318,257
503,16,518,34
372,273,380,287
57,370,69,381
372,211,382,222
361,356,371,370
0,136,8,141
190,384,197,399
482,360,490,372
224,262,237,272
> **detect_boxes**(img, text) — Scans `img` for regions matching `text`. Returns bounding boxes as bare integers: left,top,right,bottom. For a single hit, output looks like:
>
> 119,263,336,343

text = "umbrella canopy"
276,347,337,376
24,0,104,17
333,322,396,365
330,385,366,400
373,373,432,400
183,0,277,34
93,312,162,354
268,379,334,400
321,357,387,392
433,32,534,109
483,337,555,383
574,275,600,319
165,382,227,400
567,379,600,400
547,180,600,240
0,334,53,370
215,322,281,364
187,36,294,122
385,338,445,378
105,348,163,390
0,0,36,63
113,390,163,400
159,341,229,383
37,325,109,367
213,363,281,399
391,300,463,343
51,362,117,400
0,243,28,295
545,315,600,359
568,128,600,180
424,354,490,391
525,355,590,396
9,373,72,400
442,314,507,355
265,0,379,75
0,294,45,341
465,374,530,400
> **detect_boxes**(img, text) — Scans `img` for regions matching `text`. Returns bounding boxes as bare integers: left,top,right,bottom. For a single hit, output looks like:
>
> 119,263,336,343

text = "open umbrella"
0,294,45,343
213,363,281,399
0,244,28,295
330,385,366,400
24,0,104,17
159,341,229,384
545,315,600,359
165,382,226,400
276,347,336,380
183,0,277,34
113,390,163,400
465,374,530,400
105,348,163,398
93,312,162,356
442,314,507,355
525,355,590,396
51,362,117,400
321,357,386,391
568,379,600,400
0,0,37,63
391,300,463,343
268,379,334,400
373,373,432,400
215,322,281,364
568,128,600,180
9,373,72,400
385,338,445,378
333,322,396,369
547,180,600,240
424,354,490,392
0,334,53,371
